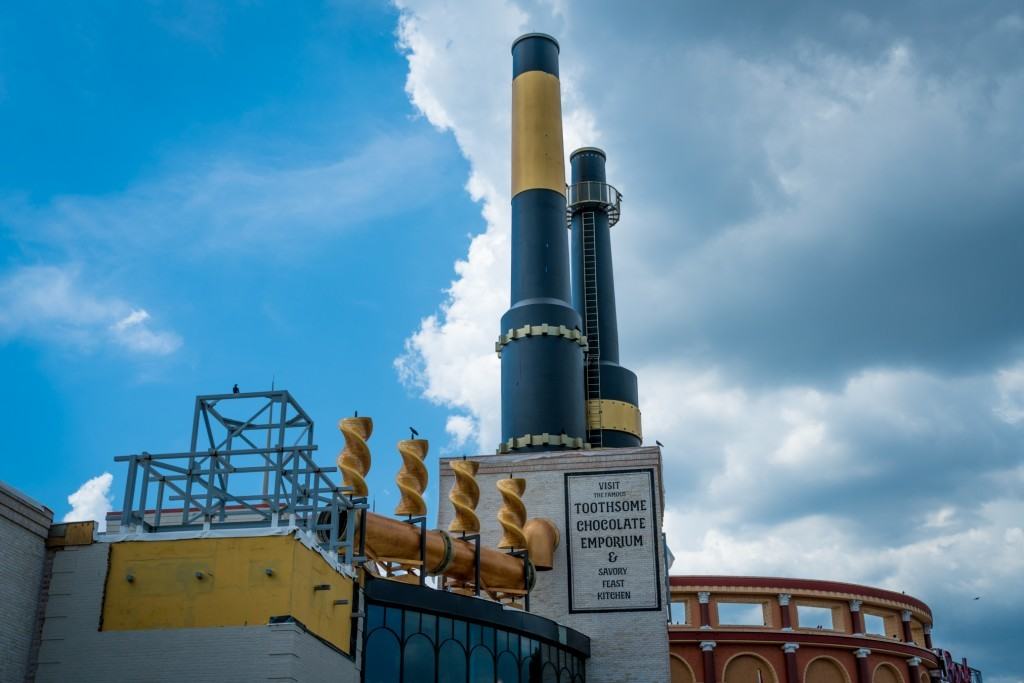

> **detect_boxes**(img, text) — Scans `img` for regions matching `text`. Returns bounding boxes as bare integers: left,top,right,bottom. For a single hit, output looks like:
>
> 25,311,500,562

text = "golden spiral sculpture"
447,460,480,534
496,477,528,549
337,416,373,498
393,439,429,516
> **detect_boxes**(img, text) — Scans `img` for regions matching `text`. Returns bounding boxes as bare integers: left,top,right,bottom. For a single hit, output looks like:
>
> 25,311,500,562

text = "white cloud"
394,2,1024,450
445,414,477,449
636,359,1023,674
995,362,1024,425
391,0,525,452
664,498,1024,602
642,362,1020,526
63,472,114,532
393,0,596,450
1,130,451,263
109,309,181,355
0,265,182,355
391,2,1024,676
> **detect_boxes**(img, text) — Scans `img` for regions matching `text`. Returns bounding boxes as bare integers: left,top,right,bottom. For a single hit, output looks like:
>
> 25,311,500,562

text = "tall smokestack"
497,34,587,453
569,147,642,447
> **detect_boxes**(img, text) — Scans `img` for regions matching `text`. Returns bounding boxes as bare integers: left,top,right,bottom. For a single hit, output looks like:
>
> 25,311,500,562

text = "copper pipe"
524,518,559,571
356,511,559,590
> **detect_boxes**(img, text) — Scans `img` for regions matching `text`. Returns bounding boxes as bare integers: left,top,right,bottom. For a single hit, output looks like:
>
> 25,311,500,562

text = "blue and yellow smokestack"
497,34,587,453
569,148,642,447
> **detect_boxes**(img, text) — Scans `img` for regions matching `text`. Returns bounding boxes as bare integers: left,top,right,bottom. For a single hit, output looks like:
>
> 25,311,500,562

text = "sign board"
936,650,979,683
564,469,661,613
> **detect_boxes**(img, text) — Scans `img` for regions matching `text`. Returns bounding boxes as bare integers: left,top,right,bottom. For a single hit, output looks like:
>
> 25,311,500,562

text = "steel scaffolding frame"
115,390,366,565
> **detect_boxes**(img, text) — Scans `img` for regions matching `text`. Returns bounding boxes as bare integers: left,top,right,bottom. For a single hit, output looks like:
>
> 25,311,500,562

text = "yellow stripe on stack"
587,398,643,439
511,70,566,198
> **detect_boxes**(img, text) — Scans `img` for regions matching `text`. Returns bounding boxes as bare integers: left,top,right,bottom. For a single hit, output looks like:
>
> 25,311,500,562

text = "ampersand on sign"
608,552,618,563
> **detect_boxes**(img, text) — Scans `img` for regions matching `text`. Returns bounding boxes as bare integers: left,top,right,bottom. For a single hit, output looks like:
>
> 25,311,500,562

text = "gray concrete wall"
34,543,357,683
438,446,670,683
0,481,53,683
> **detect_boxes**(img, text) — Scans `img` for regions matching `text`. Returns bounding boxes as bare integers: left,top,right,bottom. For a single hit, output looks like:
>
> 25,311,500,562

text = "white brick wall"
33,543,358,683
438,447,670,683
0,481,52,683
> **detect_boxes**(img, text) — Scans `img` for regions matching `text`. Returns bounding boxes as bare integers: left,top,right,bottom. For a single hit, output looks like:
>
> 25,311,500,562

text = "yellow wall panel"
46,521,96,548
103,535,352,653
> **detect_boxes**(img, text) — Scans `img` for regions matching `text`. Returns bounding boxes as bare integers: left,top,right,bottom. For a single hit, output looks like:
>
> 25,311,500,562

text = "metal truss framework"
116,390,366,565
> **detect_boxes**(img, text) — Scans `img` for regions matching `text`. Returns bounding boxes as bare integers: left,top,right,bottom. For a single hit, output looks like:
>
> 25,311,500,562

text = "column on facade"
923,624,933,650
782,643,799,683
907,656,922,683
700,641,717,683
698,591,712,630
901,610,914,644
849,599,865,635
854,648,871,683
778,593,793,631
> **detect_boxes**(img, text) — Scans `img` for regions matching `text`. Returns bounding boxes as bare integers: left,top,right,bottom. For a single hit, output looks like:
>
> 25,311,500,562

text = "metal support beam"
115,390,366,565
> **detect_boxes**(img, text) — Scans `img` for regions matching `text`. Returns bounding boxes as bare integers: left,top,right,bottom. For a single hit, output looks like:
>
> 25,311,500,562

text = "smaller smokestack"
568,147,642,447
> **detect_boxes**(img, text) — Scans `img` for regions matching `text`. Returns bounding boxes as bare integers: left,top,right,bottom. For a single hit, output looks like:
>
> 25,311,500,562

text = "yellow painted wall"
46,521,95,548
102,535,353,653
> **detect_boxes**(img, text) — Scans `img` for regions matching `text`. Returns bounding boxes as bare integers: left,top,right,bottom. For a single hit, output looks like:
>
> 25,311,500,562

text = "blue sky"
2,2,1023,681
0,1,474,515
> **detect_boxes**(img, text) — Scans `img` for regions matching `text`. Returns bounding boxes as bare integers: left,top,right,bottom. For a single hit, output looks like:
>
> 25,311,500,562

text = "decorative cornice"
667,631,936,665
497,433,587,453
669,576,932,619
495,323,588,357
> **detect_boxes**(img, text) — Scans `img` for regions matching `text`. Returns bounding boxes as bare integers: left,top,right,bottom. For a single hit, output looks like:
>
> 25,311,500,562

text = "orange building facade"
667,576,956,683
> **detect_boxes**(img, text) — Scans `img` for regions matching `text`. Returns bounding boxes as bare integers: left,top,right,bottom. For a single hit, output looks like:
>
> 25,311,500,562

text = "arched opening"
469,645,494,683
873,663,905,683
671,654,696,683
496,651,519,683
724,653,779,683
438,640,467,683
403,634,436,681
805,657,850,683
364,628,401,683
